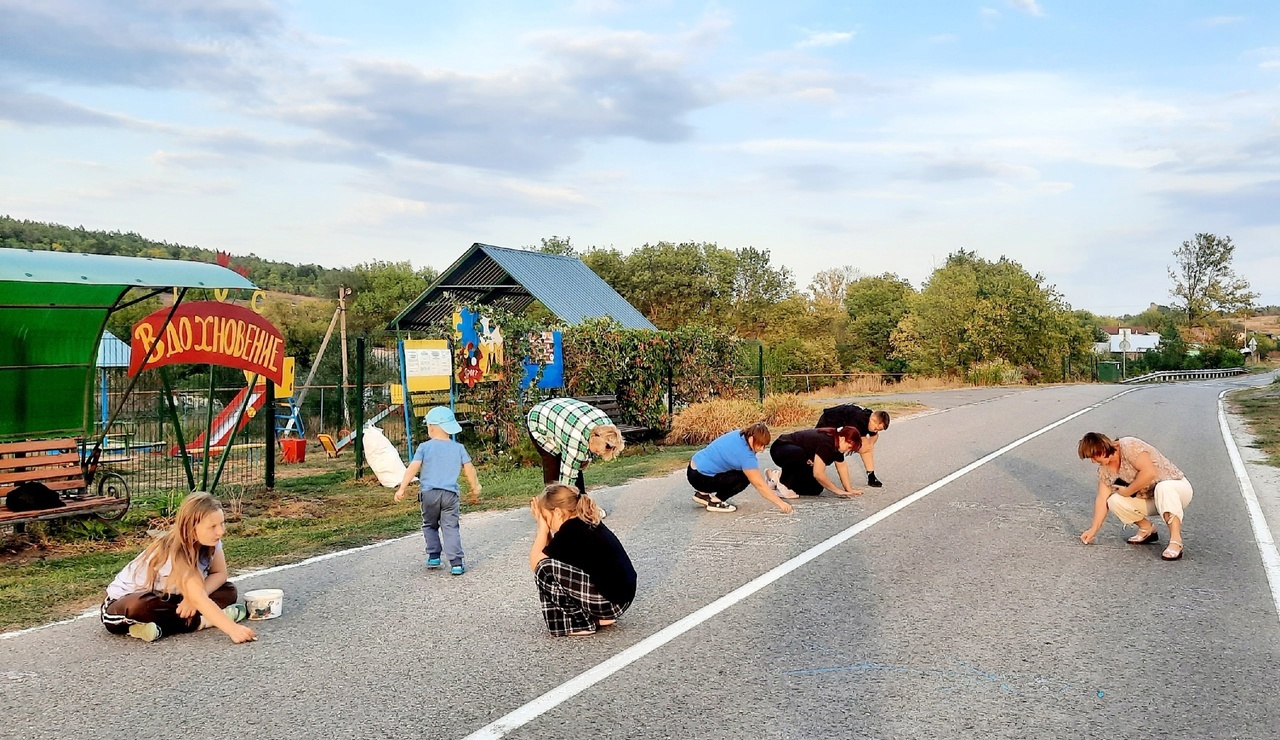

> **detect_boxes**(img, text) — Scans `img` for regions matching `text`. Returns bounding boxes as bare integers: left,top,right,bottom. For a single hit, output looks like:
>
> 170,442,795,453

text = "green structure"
1097,361,1121,383
0,249,256,441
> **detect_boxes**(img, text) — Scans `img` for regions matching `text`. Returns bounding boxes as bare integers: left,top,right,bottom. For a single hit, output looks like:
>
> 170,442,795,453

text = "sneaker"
704,499,737,513
450,564,466,576
223,603,248,624
128,622,161,642
867,473,883,488
692,492,712,507
425,556,443,569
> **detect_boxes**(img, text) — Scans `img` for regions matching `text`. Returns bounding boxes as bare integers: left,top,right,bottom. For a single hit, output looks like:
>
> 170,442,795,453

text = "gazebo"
387,243,655,331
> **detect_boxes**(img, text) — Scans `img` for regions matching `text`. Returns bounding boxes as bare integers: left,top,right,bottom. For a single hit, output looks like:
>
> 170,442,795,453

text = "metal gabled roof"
0,248,257,290
388,243,656,331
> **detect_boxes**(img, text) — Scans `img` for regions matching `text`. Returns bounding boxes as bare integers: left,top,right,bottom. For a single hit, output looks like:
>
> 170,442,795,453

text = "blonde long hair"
590,424,624,460
142,492,222,593
534,483,604,526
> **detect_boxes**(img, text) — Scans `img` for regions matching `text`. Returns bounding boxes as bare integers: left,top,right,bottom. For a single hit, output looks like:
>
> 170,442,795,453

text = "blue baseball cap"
425,406,462,434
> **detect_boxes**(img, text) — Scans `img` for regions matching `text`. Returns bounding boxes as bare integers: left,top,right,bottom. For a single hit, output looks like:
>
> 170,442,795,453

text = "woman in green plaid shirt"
527,398,625,495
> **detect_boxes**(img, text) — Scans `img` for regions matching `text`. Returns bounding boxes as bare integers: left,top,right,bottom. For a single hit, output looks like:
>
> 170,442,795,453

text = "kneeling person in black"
815,403,890,487
529,483,636,637
768,427,863,498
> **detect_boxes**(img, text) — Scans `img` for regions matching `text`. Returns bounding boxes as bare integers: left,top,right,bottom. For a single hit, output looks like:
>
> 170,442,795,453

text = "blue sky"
2,0,1278,315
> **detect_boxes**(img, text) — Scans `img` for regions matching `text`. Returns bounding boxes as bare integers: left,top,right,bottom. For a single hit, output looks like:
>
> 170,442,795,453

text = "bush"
762,393,819,428
965,359,1023,386
1018,364,1044,385
666,399,764,445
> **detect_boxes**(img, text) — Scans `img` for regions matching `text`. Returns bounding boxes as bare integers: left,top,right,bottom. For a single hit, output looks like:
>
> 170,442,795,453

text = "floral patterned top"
1097,437,1184,499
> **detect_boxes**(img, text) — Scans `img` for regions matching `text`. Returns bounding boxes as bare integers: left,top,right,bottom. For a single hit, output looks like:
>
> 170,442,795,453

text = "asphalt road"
2,375,1278,739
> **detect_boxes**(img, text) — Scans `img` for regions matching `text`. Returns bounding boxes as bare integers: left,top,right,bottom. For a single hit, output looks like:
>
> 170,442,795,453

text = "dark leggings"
769,441,824,496
102,582,238,639
686,465,750,500
530,431,587,496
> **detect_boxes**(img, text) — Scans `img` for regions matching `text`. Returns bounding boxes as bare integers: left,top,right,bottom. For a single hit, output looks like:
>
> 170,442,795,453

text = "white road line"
1217,389,1280,623
461,388,1142,739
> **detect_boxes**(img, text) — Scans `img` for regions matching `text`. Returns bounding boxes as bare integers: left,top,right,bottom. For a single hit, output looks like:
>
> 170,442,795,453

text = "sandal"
1127,528,1159,545
1161,540,1183,561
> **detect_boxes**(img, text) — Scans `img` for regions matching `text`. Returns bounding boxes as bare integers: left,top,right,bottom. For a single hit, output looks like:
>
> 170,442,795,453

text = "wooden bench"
571,395,653,441
0,438,130,530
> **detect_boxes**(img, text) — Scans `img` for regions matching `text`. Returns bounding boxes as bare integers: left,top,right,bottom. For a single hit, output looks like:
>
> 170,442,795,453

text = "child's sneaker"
450,564,466,576
224,603,248,623
128,622,161,642
425,556,443,569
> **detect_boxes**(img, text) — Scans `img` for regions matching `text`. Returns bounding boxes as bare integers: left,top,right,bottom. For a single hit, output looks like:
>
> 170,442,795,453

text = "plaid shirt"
527,398,614,486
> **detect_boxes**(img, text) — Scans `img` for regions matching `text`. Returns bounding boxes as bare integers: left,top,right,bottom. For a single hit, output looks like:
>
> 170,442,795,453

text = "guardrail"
1119,367,1247,384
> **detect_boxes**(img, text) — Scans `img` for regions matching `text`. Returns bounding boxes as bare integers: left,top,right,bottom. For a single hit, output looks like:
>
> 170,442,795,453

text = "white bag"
362,425,410,488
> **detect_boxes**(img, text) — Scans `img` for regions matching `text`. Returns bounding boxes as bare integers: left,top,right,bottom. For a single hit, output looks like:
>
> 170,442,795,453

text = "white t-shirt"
106,541,221,601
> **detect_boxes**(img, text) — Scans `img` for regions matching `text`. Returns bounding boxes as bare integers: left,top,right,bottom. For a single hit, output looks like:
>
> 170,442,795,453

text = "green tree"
891,251,1090,380
1169,233,1257,328
345,260,438,333
529,235,577,256
843,274,915,370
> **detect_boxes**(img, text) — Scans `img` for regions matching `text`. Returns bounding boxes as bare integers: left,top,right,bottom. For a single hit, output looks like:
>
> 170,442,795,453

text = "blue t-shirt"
412,438,472,493
691,430,759,475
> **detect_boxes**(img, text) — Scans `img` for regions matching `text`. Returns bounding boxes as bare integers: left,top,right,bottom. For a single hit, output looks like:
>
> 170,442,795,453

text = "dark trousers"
530,432,586,496
101,581,238,639
769,441,824,496
686,465,750,500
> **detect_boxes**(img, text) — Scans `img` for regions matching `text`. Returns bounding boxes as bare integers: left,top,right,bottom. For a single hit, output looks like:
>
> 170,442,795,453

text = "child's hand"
226,623,257,644
394,487,406,502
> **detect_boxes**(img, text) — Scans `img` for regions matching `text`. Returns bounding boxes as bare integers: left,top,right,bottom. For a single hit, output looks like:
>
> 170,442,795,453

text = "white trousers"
1107,478,1193,525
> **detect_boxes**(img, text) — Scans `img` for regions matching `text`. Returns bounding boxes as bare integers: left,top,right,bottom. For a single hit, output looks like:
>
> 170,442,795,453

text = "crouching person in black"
815,403,890,488
529,483,636,637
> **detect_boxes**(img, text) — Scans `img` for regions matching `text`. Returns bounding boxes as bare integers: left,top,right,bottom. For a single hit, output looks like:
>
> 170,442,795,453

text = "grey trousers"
420,487,464,565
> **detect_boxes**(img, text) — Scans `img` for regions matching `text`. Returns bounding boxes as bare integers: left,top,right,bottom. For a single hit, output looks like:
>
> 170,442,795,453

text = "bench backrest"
572,394,623,419
0,438,86,501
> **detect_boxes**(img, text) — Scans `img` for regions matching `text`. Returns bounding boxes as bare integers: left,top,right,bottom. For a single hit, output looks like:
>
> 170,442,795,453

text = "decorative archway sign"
130,301,287,493
129,301,285,385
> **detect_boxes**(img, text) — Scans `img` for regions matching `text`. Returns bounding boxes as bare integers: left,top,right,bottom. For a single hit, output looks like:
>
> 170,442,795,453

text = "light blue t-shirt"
412,438,472,493
691,430,759,476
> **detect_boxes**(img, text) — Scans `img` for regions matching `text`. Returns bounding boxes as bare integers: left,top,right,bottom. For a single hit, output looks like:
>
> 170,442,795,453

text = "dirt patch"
263,499,325,519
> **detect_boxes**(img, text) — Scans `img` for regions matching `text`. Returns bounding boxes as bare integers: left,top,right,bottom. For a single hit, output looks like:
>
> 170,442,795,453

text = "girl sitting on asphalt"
767,426,864,498
529,483,636,637
101,492,256,643
686,423,791,514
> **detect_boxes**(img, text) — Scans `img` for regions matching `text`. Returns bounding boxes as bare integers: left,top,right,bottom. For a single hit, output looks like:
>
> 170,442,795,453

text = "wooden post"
264,380,276,489
355,337,365,479
339,286,352,428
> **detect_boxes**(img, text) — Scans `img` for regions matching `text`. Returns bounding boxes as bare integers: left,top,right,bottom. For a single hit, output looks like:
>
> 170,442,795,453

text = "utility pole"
339,286,352,428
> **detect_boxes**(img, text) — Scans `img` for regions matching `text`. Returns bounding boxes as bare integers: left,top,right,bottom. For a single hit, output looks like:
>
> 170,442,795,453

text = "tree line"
3,215,1264,383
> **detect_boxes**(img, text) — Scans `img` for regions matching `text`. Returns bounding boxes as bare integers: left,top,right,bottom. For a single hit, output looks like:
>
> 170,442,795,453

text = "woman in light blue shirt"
687,423,791,514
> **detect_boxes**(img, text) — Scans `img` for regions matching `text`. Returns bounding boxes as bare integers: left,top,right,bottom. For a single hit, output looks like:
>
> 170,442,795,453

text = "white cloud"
981,7,1001,19
1007,0,1044,17
796,31,854,49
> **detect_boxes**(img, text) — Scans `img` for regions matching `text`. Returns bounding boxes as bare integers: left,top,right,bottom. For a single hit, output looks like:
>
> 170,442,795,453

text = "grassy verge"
1230,377,1280,467
0,444,697,632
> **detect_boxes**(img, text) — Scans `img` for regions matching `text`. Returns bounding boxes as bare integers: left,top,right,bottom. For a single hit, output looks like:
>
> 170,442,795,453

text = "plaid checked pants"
534,558,630,636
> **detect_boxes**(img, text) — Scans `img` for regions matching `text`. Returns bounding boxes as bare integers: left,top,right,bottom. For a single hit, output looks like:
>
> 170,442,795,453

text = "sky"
2,0,1278,316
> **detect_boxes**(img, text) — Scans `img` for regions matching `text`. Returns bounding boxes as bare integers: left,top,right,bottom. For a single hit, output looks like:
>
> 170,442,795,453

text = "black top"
777,428,845,465
543,518,637,605
816,403,876,437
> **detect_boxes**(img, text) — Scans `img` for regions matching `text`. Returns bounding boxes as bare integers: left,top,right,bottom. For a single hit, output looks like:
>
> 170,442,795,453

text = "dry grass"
809,374,972,398
665,399,765,445
763,393,820,427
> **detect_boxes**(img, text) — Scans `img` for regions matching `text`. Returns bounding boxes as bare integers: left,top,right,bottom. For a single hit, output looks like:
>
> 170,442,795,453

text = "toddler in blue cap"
395,407,481,574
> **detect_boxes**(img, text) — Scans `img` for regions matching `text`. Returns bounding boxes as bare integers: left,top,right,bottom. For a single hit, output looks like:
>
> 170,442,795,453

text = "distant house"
1094,326,1162,358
